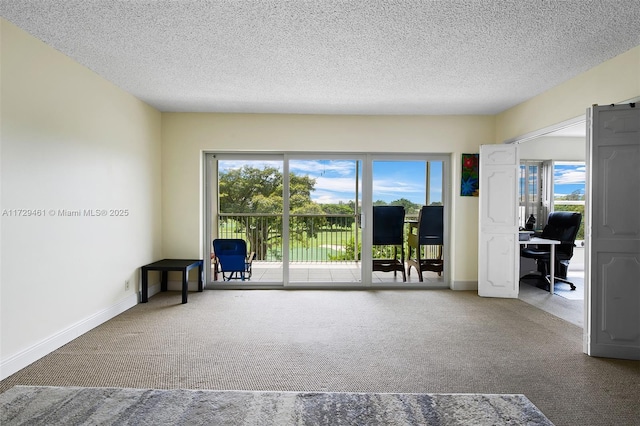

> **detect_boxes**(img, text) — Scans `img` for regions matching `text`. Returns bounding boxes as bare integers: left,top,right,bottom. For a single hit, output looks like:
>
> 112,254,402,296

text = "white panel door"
585,104,640,360
478,144,519,298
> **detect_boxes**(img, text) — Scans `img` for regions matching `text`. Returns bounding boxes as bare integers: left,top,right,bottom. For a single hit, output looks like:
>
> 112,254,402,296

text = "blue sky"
371,161,442,205
554,162,586,198
219,159,583,203
219,159,442,205
290,160,357,204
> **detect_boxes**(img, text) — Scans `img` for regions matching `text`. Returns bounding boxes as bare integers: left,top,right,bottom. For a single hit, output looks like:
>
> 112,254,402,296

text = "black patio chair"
372,206,407,281
406,205,444,282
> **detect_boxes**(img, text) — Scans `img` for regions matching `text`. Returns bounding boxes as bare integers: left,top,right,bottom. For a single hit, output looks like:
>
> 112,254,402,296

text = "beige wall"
519,137,586,161
0,19,162,376
161,113,495,284
496,45,640,142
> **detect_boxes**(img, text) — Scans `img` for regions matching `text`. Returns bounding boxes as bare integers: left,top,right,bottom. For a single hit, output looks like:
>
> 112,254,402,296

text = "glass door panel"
372,159,445,284
428,161,444,207
212,158,284,284
288,158,362,284
518,161,545,229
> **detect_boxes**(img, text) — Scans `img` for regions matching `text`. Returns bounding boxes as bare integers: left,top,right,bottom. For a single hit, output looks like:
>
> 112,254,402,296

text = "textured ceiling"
1,1,639,115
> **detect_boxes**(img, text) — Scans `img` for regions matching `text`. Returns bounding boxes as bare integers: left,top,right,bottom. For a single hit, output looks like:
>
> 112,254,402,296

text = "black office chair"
406,205,444,281
520,211,582,291
372,206,407,281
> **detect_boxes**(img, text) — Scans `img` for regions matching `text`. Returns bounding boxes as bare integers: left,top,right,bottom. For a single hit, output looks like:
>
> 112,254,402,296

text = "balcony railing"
216,213,439,262
217,213,359,262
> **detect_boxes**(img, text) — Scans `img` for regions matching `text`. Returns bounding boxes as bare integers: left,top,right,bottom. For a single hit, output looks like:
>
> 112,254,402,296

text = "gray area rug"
0,386,553,425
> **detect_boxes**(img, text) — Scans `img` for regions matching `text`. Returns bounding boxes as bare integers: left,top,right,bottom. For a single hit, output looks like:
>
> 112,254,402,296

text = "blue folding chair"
213,239,254,281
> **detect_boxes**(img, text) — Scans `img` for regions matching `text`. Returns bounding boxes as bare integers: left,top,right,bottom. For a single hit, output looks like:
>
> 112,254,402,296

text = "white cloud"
555,167,586,185
218,160,282,172
373,178,423,196
312,191,355,204
314,176,360,193
290,160,356,176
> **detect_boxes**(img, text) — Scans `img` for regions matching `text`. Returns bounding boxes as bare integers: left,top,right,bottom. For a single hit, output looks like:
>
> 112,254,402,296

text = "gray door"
585,104,640,360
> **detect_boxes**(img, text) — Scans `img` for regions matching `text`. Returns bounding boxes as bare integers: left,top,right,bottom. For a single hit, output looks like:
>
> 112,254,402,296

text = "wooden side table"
141,259,203,304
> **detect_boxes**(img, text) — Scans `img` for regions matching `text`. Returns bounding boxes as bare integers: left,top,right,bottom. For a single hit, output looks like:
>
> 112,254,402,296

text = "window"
519,161,547,229
519,160,585,236
552,161,586,241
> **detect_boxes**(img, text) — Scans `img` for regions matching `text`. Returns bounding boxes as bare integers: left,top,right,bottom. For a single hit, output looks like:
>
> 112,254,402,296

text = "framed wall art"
461,153,479,196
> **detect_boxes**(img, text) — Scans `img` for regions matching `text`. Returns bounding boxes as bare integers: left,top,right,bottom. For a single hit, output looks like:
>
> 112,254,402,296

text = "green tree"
558,189,585,201
321,202,356,229
373,198,422,218
219,166,283,214
218,166,319,259
390,198,421,217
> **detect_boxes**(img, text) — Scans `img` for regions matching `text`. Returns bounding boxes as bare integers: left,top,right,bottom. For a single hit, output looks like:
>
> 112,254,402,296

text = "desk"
141,259,203,304
519,237,560,294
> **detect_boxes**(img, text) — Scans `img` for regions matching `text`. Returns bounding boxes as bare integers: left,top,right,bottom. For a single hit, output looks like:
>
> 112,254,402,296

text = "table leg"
161,271,168,292
141,268,148,303
198,263,203,292
549,245,555,294
182,269,188,304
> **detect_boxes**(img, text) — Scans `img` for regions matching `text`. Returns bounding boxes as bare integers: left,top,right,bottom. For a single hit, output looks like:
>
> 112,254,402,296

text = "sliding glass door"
287,157,362,285
371,157,446,285
208,155,284,284
206,153,449,288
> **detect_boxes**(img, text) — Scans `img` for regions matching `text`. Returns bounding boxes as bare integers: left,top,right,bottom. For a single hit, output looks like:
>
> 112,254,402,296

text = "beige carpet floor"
1,290,638,426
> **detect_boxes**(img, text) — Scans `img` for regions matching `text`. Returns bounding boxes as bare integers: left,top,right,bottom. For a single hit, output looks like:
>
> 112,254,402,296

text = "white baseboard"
145,282,161,299
451,281,478,291
0,293,138,380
